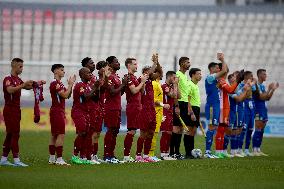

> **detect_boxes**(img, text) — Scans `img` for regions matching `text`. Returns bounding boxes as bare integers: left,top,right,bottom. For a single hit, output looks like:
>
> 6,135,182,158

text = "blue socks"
245,129,253,149
206,129,215,151
223,134,230,150
253,129,262,148
230,134,237,150
238,128,246,149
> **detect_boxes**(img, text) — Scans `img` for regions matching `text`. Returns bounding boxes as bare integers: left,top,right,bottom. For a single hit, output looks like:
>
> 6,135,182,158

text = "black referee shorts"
173,102,200,127
188,106,200,127
173,101,190,127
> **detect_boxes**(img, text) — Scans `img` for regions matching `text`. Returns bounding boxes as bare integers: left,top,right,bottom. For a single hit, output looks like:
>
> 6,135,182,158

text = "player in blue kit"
252,69,279,156
227,72,251,157
204,52,228,158
237,71,259,156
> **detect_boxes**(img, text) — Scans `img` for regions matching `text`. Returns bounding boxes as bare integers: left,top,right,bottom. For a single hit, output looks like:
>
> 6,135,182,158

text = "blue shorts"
205,102,220,126
230,109,244,129
255,109,268,122
229,110,237,129
243,107,255,130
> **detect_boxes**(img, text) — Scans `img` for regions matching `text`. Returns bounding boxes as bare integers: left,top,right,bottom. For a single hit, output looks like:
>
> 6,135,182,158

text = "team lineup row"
0,53,279,166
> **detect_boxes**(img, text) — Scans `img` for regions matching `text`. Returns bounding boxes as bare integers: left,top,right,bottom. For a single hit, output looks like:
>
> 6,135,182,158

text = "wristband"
159,102,164,107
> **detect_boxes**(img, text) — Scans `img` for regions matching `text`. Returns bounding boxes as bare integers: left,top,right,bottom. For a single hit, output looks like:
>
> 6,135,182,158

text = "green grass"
0,131,284,189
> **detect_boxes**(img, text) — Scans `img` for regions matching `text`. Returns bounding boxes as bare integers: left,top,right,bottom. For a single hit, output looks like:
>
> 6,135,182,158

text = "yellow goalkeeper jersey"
152,79,163,112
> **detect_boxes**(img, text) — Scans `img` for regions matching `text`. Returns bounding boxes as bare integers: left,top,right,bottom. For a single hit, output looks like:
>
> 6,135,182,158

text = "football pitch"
0,131,284,189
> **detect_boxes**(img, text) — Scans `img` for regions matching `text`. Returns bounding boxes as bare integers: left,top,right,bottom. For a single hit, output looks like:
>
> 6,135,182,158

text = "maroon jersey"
140,79,155,111
72,81,91,112
49,79,66,110
3,75,24,107
105,72,121,111
87,75,99,110
125,74,141,107
162,83,175,114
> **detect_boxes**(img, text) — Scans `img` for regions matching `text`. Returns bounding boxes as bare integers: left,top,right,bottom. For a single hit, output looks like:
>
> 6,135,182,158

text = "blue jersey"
205,74,220,104
254,83,267,111
229,95,237,113
229,84,245,127
205,73,220,126
254,83,268,121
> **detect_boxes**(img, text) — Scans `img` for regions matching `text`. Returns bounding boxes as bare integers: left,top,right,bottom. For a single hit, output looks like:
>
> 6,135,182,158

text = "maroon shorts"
71,109,89,134
50,108,66,135
126,105,141,130
104,109,121,128
3,106,21,133
89,108,104,132
139,108,156,131
161,112,173,132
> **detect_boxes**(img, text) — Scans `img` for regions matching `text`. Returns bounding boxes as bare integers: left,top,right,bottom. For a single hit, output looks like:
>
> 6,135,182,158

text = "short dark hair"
178,57,189,66
228,73,234,80
81,57,91,67
106,56,116,64
125,58,136,68
189,68,201,78
96,61,107,70
257,69,266,77
166,71,176,78
11,58,23,63
208,62,218,70
244,71,252,79
51,64,64,73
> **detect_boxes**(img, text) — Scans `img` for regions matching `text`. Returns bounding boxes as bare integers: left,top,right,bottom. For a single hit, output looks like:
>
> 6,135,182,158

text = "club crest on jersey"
80,87,85,93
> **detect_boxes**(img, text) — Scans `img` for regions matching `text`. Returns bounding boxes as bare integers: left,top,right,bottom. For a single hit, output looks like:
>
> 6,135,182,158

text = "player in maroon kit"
89,61,110,163
71,67,102,165
160,71,180,160
122,58,148,162
1,58,34,167
80,57,101,164
104,56,126,163
135,54,162,162
48,64,76,165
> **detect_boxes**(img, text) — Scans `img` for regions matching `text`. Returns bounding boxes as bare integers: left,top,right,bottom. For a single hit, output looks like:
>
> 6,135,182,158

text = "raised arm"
58,75,76,99
215,53,228,80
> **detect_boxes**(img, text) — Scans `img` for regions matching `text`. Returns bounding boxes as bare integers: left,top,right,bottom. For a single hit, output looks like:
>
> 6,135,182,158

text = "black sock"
175,134,182,155
183,134,190,156
189,135,195,155
170,133,177,155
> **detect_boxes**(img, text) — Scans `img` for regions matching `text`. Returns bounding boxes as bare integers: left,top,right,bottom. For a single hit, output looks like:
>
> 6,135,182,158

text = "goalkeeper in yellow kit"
149,54,170,160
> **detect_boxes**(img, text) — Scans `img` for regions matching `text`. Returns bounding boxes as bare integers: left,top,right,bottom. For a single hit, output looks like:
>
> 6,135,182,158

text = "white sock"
1,156,8,162
57,157,63,162
143,155,149,158
14,158,20,163
49,155,55,160
161,153,166,157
